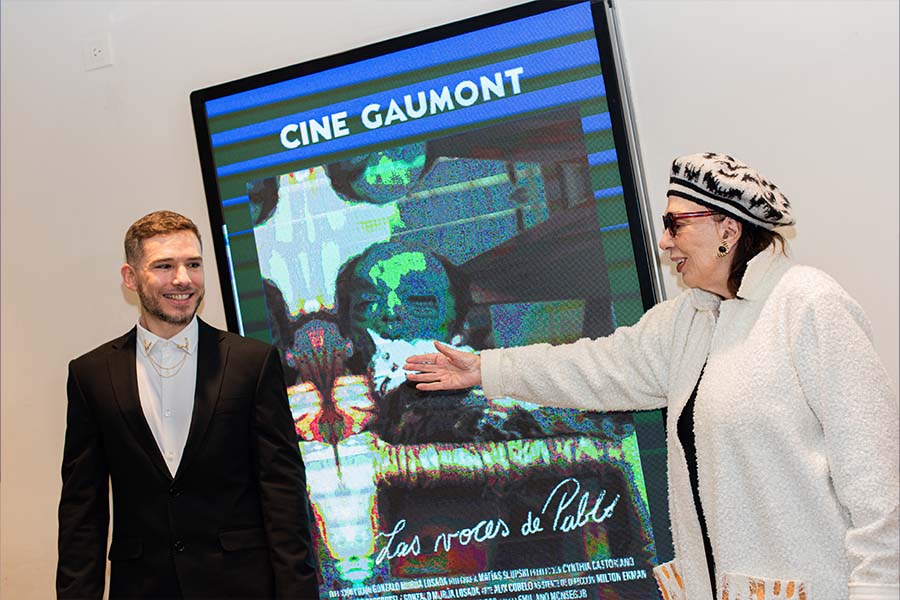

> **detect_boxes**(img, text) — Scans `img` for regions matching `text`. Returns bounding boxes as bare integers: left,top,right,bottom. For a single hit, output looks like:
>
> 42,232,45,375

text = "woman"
405,153,899,600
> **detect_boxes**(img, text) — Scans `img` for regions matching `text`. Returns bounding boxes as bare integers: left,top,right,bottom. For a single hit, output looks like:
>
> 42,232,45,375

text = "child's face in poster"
348,243,456,342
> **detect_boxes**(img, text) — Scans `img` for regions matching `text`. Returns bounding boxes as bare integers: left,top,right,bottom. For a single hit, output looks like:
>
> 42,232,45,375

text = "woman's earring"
717,239,730,258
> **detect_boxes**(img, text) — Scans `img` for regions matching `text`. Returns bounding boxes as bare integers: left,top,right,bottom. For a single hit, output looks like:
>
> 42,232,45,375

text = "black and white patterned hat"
667,152,793,230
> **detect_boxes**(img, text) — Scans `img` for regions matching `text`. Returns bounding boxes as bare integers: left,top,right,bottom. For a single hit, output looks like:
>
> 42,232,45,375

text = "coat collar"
108,328,172,480
688,287,722,313
176,320,229,479
734,244,793,301
686,244,793,311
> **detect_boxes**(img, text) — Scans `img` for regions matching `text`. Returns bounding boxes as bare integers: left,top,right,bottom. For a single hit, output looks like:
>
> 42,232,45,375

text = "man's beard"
136,283,203,327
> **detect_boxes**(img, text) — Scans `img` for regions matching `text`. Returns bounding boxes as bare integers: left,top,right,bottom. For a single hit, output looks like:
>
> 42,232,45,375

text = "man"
57,211,319,599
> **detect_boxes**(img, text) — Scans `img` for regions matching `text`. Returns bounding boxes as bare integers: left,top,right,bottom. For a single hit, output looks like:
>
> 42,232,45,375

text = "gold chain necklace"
142,338,190,378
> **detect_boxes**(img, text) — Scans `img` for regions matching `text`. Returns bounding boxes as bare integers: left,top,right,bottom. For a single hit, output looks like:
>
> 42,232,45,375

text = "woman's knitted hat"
667,152,793,230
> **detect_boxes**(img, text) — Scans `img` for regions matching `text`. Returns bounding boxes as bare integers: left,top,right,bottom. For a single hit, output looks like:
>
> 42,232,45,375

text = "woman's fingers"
405,369,450,390
410,380,448,391
404,358,440,374
405,370,441,382
405,352,441,367
433,341,470,363
433,341,456,355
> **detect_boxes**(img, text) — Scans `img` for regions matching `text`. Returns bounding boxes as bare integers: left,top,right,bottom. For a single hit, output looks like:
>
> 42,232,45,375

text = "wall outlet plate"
83,33,114,71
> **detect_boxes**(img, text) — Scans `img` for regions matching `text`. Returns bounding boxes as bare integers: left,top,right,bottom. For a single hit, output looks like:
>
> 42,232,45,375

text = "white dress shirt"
135,316,199,476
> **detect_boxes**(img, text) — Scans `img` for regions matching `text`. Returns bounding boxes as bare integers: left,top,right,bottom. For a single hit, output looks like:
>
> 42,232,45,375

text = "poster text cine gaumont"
278,67,526,150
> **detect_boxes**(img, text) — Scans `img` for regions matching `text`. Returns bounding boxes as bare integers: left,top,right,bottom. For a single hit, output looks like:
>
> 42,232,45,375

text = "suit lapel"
108,328,173,481
176,320,229,479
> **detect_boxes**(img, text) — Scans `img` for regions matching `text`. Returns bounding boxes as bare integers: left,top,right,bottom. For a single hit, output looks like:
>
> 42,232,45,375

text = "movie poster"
193,3,671,598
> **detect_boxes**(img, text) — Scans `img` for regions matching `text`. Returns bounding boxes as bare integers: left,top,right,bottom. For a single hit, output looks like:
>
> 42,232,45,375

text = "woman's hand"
404,342,482,390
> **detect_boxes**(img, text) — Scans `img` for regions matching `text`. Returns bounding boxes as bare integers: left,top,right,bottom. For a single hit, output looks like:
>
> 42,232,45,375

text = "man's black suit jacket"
57,319,319,599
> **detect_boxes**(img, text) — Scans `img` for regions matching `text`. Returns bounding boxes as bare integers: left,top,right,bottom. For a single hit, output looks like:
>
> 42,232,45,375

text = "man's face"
348,244,456,342
121,230,205,338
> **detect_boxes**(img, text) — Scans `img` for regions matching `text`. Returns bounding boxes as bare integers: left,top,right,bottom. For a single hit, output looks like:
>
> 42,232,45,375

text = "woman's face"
658,196,738,298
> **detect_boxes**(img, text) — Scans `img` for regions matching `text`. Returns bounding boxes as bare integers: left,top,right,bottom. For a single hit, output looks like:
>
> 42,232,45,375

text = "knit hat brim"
667,153,793,230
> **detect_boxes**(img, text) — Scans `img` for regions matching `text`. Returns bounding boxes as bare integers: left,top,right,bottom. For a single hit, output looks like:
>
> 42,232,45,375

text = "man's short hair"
124,211,201,265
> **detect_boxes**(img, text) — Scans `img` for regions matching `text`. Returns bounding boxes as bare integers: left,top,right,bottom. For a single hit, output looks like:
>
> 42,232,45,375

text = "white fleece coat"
481,247,899,600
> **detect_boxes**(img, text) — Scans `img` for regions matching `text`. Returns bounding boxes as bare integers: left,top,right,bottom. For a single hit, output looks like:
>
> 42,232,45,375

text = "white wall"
2,1,896,597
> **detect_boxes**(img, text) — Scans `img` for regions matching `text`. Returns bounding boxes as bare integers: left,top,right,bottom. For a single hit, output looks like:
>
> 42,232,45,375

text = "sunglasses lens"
662,214,674,235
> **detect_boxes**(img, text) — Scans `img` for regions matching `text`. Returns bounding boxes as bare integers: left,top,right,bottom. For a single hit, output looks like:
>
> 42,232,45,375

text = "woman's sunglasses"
662,210,716,237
